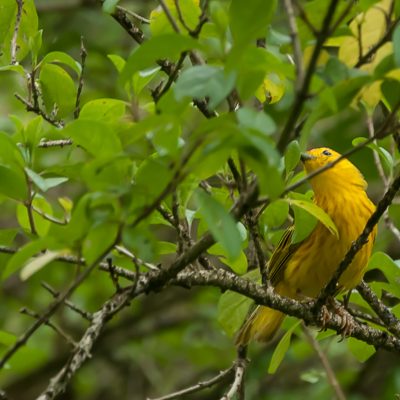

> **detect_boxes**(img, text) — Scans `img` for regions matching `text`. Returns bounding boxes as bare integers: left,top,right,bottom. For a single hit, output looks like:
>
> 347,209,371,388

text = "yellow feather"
236,148,377,346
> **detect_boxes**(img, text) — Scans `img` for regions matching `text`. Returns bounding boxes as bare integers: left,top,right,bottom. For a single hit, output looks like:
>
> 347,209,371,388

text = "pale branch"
148,365,235,400
302,323,346,400
11,0,24,64
315,173,400,309
33,237,400,398
173,268,400,352
220,357,247,400
38,139,73,148
35,185,259,398
357,281,400,338
278,0,340,152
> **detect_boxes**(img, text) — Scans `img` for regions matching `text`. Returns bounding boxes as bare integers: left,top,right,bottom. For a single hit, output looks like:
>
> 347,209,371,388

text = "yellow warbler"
236,148,377,345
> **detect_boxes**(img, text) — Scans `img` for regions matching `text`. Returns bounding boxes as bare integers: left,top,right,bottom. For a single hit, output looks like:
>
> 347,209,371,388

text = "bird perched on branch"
236,147,376,345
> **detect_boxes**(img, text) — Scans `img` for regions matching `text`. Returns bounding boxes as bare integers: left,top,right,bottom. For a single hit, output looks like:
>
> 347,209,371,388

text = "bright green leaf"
196,190,242,260
268,320,301,374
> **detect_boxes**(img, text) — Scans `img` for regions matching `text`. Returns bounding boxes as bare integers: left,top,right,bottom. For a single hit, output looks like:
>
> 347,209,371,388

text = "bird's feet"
318,297,355,339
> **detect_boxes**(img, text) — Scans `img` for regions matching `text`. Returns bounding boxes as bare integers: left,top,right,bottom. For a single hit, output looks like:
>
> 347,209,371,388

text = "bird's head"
300,147,367,194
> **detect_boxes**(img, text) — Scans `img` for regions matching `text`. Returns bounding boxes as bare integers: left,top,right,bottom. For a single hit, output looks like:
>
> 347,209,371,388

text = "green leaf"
0,164,27,200
83,221,119,265
3,237,53,279
347,337,375,362
121,33,201,83
393,24,400,67
174,65,236,109
0,131,25,167
263,200,289,228
41,51,81,75
196,190,242,260
39,63,76,118
367,251,400,297
150,0,201,35
63,119,122,158
217,269,261,337
381,79,400,112
20,250,64,281
29,29,42,65
284,140,301,174
236,107,276,136
102,0,120,14
217,291,253,337
79,98,126,122
0,330,17,347
229,0,277,48
268,320,301,374
288,198,339,238
17,195,53,237
0,0,38,65
209,242,248,274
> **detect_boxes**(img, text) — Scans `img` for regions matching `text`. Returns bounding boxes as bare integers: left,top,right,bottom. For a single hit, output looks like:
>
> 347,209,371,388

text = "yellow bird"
236,147,377,345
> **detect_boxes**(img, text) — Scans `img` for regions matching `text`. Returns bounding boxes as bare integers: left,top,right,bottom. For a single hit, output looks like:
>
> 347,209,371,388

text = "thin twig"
158,0,180,33
0,228,121,370
24,172,37,236
278,0,340,152
20,307,78,348
148,366,235,400
173,0,192,33
357,281,400,338
32,204,67,225
41,282,93,321
74,37,87,119
355,17,400,68
302,323,346,400
293,0,318,36
284,0,304,90
15,93,64,128
11,0,24,64
117,6,150,24
367,115,400,244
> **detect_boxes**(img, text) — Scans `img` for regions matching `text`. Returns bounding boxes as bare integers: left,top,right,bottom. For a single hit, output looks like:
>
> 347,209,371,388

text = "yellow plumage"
236,147,377,345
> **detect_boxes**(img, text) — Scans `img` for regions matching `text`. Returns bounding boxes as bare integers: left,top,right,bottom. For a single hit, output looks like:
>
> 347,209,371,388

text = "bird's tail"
235,305,284,346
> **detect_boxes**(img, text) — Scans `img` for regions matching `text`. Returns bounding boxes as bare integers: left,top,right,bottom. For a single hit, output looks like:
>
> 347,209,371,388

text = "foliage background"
1,0,400,399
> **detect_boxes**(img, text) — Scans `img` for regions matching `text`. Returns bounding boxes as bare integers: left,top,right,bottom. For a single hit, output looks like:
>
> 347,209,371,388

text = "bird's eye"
322,150,331,156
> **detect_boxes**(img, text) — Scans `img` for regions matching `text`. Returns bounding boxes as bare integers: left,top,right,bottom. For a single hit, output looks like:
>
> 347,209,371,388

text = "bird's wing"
268,226,302,286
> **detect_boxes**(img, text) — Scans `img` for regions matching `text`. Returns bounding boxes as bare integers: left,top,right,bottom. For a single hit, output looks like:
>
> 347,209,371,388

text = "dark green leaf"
263,200,289,228
0,164,27,200
284,140,301,174
229,0,277,48
174,65,236,109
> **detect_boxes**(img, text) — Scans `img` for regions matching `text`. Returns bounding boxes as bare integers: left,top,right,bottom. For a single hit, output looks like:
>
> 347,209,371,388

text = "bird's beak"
300,152,314,162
